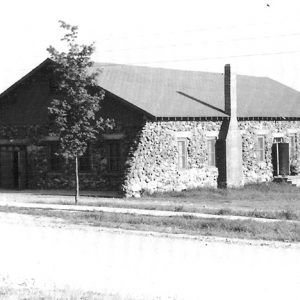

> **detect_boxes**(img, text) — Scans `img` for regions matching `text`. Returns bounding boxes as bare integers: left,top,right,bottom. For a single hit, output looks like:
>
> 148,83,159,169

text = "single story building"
0,59,299,196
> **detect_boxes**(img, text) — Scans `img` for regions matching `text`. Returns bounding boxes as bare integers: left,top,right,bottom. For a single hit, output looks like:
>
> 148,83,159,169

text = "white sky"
1,0,300,92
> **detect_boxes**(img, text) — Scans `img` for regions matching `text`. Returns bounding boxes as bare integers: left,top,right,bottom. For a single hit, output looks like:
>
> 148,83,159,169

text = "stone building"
0,59,299,196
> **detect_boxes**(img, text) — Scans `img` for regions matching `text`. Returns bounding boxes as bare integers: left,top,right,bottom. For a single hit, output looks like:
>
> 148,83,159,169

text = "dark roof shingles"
94,63,300,118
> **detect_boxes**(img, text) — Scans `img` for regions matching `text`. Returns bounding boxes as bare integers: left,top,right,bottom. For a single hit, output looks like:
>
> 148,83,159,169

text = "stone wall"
122,121,221,197
22,95,145,191
0,94,145,191
1,117,300,194
122,120,300,197
26,142,127,191
239,120,300,183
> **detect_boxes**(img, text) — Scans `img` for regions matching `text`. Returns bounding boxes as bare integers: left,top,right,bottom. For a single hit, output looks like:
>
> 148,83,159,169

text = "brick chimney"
224,64,237,117
217,64,244,187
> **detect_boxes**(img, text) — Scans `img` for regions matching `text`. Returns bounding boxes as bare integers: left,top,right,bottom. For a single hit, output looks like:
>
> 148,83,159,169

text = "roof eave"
0,58,53,100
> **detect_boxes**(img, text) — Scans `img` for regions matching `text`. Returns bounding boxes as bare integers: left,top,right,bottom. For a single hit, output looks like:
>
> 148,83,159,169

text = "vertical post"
276,143,279,176
222,64,244,187
75,155,80,204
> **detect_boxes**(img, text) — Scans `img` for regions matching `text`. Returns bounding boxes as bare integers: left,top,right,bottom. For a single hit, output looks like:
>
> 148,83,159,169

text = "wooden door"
0,148,14,188
272,143,289,176
0,146,27,189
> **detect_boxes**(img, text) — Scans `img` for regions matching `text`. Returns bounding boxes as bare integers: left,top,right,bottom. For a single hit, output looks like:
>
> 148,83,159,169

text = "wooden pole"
276,143,279,176
75,155,80,204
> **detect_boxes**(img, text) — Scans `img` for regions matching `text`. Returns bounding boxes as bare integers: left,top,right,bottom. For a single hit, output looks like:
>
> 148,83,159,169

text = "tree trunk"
75,155,80,204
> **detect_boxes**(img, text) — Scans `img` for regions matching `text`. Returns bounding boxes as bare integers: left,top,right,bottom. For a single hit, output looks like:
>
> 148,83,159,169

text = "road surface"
0,212,299,299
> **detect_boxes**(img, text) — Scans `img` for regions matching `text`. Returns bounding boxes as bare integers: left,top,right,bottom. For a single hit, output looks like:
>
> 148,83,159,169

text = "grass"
214,208,298,220
1,206,299,242
144,182,300,206
2,182,300,223
27,182,300,221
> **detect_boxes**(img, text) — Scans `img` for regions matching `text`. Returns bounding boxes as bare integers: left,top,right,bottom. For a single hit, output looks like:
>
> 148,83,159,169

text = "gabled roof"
94,63,300,118
1,59,300,119
0,58,53,100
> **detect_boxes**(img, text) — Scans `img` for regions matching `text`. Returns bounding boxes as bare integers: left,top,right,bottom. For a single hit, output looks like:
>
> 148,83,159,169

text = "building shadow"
176,91,226,115
177,91,230,188
215,119,230,188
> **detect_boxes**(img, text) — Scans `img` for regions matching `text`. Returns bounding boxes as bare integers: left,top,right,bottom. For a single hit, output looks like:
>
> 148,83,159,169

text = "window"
207,138,216,166
49,142,63,172
177,139,187,169
256,136,265,161
273,137,284,143
79,146,91,172
290,134,297,161
107,141,122,172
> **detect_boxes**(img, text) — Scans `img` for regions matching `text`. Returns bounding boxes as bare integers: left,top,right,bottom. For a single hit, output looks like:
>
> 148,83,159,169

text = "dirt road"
0,212,299,299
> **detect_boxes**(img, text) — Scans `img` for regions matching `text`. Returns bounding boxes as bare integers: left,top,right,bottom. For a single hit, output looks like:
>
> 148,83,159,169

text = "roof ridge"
93,62,224,76
93,62,274,80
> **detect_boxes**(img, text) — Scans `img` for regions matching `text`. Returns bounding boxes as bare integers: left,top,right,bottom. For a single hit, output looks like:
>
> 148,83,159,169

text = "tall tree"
47,20,105,203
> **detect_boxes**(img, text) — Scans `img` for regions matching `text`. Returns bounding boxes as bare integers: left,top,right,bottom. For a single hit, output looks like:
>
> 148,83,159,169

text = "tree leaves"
47,21,106,159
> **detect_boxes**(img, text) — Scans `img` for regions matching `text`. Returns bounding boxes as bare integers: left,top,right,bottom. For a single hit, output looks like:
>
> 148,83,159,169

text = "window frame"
207,138,216,167
273,137,284,144
289,134,297,161
177,138,188,170
256,135,265,162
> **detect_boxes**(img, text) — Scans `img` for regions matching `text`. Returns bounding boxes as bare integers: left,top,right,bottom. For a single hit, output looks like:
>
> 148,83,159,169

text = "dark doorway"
272,143,289,176
0,146,27,189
